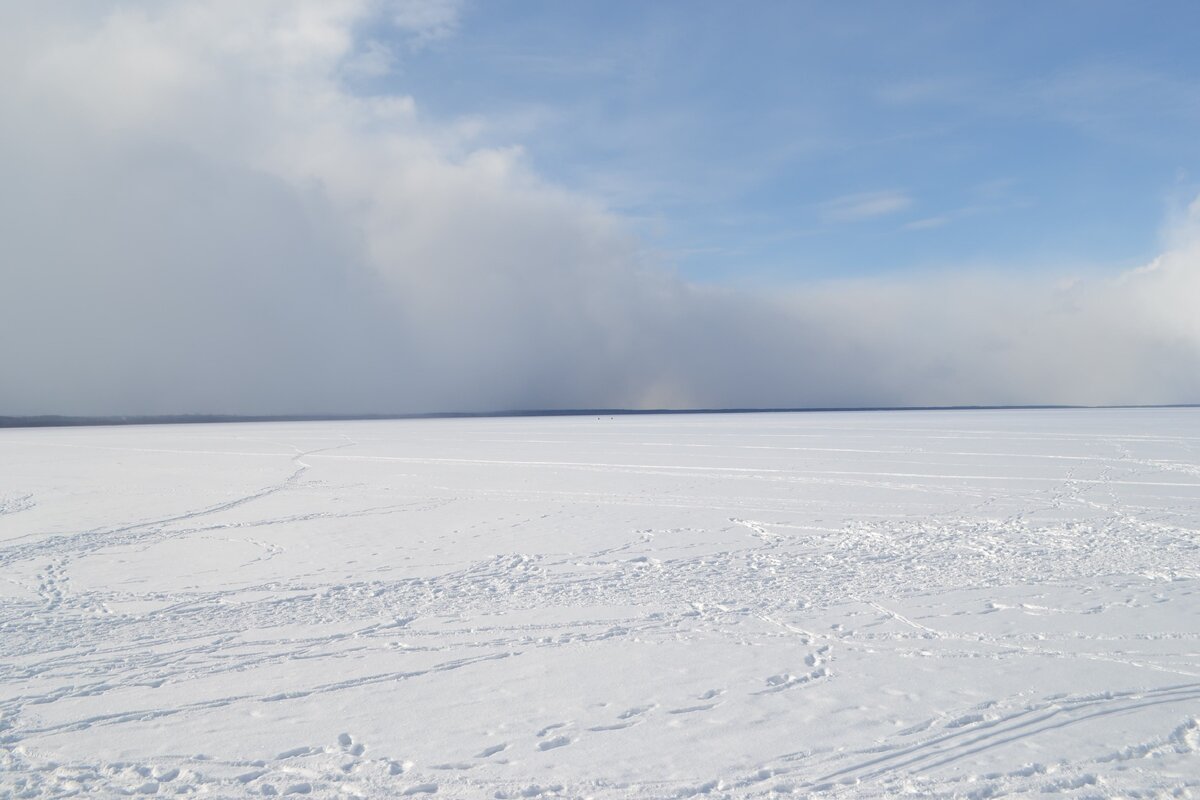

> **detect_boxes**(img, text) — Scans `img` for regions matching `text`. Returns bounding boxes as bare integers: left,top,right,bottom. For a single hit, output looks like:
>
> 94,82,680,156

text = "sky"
2,1,1199,416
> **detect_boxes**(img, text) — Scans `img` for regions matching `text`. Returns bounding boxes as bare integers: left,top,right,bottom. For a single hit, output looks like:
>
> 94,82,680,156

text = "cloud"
0,1,1198,416
1029,63,1200,146
820,191,913,223
391,0,463,45
340,39,396,79
902,216,950,231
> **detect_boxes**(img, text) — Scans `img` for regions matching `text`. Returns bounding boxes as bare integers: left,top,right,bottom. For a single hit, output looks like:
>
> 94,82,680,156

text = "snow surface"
1,409,1199,798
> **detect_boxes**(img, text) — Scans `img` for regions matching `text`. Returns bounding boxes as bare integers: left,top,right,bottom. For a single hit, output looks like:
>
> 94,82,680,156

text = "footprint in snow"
588,721,636,732
476,743,507,758
337,733,365,757
618,705,654,719
536,722,568,737
669,688,725,713
805,645,831,667
275,746,319,760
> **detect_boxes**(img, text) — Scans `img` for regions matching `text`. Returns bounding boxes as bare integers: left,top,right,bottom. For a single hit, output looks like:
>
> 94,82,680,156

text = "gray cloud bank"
2,2,1198,416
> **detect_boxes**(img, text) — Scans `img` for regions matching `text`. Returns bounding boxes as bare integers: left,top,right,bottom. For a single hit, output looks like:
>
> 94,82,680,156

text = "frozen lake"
2,409,1199,797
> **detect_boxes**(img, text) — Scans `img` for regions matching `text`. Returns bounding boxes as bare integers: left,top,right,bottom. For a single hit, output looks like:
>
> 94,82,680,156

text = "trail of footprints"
2,680,796,798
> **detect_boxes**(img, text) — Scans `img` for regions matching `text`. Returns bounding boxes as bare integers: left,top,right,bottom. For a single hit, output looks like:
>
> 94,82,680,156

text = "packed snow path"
1,409,1198,798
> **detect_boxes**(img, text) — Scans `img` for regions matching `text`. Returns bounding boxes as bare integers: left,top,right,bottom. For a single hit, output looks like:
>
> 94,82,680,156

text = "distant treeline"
1,405,1197,430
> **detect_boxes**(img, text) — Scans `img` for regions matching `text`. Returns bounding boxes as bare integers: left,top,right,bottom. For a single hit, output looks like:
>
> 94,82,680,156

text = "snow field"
1,409,1198,797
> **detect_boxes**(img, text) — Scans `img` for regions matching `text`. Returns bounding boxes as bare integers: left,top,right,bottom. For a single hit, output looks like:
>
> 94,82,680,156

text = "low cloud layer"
2,2,1198,416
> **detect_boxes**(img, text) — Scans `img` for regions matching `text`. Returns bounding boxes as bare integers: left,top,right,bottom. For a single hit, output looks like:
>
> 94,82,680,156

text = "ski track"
1,409,1199,797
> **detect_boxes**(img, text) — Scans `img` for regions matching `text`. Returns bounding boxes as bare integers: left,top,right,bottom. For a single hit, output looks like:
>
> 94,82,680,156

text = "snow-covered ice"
2,408,1198,798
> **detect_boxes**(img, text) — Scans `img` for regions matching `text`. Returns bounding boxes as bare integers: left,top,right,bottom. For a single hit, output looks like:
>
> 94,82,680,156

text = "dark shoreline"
2,404,1197,430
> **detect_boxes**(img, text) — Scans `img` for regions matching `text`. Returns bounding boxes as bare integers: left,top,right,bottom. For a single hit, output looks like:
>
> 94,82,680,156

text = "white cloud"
341,39,396,79
820,191,913,223
392,0,463,45
0,2,1198,416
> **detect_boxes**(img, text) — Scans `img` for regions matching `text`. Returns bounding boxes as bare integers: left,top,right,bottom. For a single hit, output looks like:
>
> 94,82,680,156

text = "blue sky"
364,1,1200,283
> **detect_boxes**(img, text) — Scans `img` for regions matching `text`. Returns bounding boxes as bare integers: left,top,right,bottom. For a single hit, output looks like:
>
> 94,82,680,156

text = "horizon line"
2,403,1198,430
